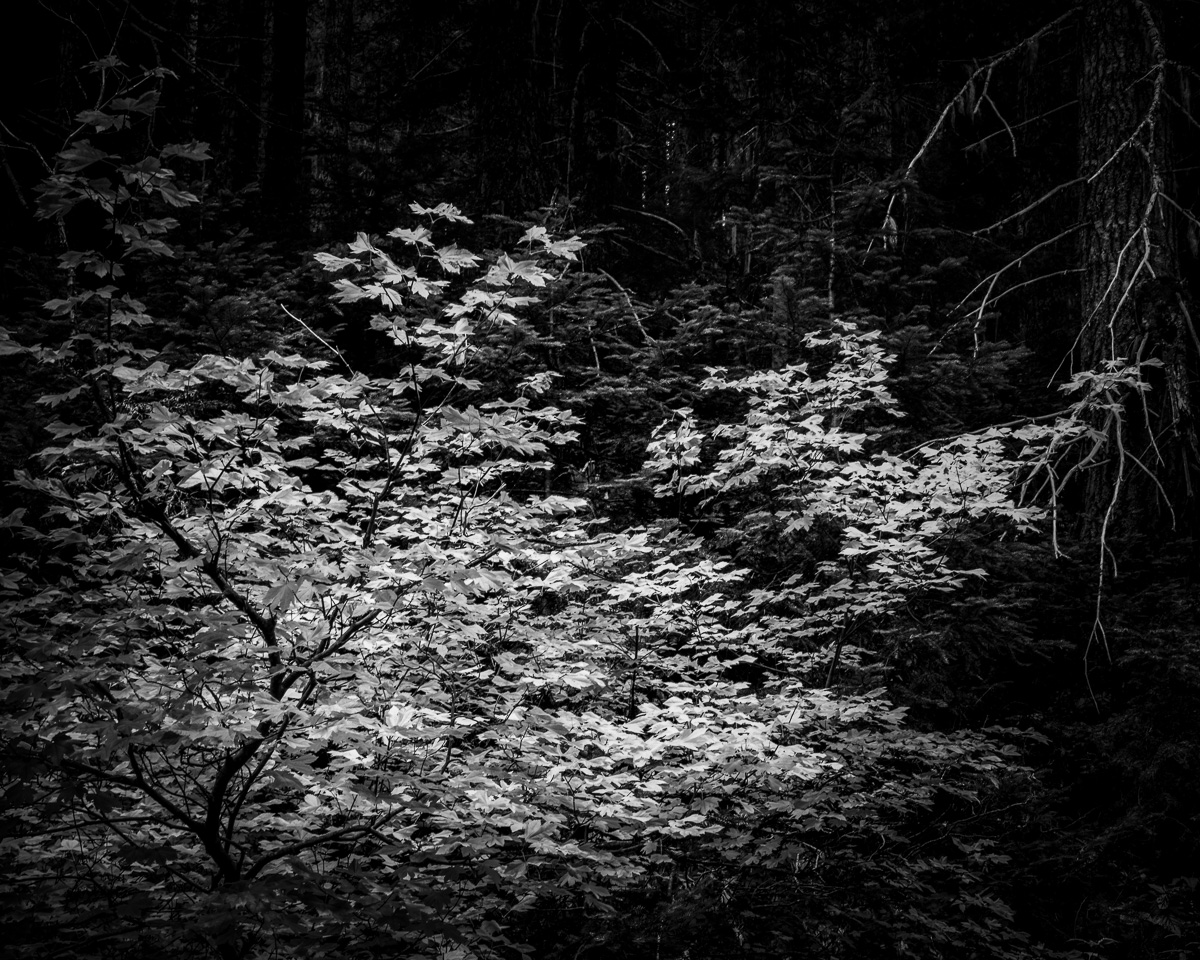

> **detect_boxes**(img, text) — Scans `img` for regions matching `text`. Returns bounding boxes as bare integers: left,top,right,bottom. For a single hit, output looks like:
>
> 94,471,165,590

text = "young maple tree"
0,60,1080,960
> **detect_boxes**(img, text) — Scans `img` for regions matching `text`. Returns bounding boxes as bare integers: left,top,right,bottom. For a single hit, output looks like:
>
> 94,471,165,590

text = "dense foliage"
1,3,1199,959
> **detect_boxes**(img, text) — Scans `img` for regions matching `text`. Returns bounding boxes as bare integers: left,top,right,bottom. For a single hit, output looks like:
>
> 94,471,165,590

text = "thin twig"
611,203,689,238
975,178,1086,235
880,7,1080,231
597,268,658,346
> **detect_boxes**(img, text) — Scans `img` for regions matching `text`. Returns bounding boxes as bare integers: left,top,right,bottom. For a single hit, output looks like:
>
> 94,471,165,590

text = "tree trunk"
313,0,353,237
174,0,200,131
471,0,548,212
262,0,310,239
1077,0,1199,535
231,0,266,189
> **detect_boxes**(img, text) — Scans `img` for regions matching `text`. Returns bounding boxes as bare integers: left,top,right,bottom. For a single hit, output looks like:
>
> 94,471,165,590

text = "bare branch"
278,608,380,696
202,737,264,883
975,178,1086,235
982,92,1018,157
243,809,401,881
1085,64,1165,187
89,806,207,893
881,7,1081,228
112,436,282,683
223,717,292,856
961,99,1079,154
952,223,1085,350
611,203,689,239
597,268,658,347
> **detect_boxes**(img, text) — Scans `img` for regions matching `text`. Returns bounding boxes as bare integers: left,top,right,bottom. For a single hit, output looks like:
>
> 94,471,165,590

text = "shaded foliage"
1,3,1199,959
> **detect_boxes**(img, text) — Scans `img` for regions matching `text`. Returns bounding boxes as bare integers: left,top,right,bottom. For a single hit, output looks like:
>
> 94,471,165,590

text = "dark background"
3,1,1200,956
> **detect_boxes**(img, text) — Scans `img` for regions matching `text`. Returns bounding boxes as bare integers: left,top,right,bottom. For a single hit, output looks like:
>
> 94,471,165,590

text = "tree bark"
471,0,549,212
312,0,353,237
230,0,267,189
262,0,310,239
1077,0,1199,535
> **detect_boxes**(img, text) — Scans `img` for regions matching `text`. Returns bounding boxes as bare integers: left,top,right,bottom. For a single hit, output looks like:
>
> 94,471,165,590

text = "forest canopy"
1,2,1199,959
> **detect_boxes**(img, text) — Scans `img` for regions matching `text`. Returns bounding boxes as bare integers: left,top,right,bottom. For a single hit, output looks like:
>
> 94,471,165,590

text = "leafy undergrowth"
3,67,1197,960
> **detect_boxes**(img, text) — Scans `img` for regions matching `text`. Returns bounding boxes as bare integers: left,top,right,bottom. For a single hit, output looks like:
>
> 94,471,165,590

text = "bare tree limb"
243,809,401,881
881,7,1081,229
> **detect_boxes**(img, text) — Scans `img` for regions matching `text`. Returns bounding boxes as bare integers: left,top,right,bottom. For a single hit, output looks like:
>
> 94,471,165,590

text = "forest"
1,1,1199,958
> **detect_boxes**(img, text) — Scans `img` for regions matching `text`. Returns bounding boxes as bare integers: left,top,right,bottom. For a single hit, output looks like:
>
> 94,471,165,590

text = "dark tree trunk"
262,0,310,238
172,0,200,131
313,0,353,237
231,0,267,189
319,0,353,138
471,0,549,212
1077,0,1199,535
